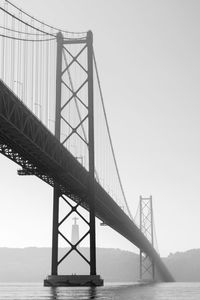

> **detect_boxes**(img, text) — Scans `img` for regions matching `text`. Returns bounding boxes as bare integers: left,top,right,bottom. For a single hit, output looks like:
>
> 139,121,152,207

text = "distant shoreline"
0,247,199,282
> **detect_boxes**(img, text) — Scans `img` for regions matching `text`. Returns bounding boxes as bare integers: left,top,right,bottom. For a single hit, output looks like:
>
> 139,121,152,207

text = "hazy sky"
0,0,200,257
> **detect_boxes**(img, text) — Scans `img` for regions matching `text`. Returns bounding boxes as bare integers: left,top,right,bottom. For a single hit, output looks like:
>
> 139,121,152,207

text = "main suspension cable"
0,25,50,35
5,0,87,36
0,6,55,36
0,33,56,42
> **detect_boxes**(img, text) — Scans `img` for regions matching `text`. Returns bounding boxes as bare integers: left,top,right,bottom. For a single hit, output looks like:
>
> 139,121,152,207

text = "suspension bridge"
0,0,174,286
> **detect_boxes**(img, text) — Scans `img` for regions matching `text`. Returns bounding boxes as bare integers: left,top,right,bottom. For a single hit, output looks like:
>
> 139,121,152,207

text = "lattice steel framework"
139,195,155,281
51,31,97,276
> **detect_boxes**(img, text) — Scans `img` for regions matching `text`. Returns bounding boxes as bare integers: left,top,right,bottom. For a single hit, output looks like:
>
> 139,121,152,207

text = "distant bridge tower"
139,195,155,281
71,217,80,246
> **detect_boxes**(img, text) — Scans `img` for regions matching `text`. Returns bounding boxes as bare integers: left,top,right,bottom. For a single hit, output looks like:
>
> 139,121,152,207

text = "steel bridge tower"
139,195,155,282
44,31,103,286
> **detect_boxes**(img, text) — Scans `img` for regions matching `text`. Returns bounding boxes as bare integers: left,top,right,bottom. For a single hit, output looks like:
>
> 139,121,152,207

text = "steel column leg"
51,32,63,276
87,30,96,276
51,186,59,275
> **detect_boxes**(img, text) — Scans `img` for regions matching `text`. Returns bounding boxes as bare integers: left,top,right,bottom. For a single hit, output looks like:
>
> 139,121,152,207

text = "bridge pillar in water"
139,195,155,282
44,31,103,287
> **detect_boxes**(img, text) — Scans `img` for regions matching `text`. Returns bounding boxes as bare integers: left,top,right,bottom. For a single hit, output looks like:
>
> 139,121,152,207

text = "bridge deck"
0,80,174,282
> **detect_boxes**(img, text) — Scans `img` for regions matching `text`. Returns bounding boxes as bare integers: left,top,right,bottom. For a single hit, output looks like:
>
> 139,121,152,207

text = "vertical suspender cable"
23,24,28,105
1,4,6,80
45,36,49,128
17,11,22,97
39,25,43,121
4,1,8,82
11,15,15,90
31,18,34,112
35,32,39,116
93,51,133,220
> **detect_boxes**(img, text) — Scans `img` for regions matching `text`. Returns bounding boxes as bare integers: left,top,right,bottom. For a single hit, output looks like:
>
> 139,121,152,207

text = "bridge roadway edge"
0,80,174,282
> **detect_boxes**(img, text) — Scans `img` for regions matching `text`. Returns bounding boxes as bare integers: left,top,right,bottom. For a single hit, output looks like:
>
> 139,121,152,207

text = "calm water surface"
0,282,199,300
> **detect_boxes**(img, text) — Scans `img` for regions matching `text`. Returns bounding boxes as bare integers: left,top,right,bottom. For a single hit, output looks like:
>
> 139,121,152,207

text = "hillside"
0,247,200,282
164,249,200,282
0,247,139,282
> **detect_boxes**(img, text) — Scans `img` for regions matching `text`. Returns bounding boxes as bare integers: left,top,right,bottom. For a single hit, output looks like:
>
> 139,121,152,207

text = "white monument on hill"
71,217,80,246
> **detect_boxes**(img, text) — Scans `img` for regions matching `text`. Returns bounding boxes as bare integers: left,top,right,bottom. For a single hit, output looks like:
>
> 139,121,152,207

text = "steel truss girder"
0,142,88,208
0,80,174,282
0,80,89,208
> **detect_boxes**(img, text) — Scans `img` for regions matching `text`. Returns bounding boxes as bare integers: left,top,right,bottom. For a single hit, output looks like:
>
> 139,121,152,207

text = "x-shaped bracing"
57,194,91,267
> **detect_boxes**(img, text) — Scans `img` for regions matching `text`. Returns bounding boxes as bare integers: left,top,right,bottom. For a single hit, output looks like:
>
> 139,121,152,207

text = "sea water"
0,282,199,300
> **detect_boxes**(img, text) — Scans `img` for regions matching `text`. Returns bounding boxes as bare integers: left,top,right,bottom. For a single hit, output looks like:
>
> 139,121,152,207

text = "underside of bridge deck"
0,80,174,282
